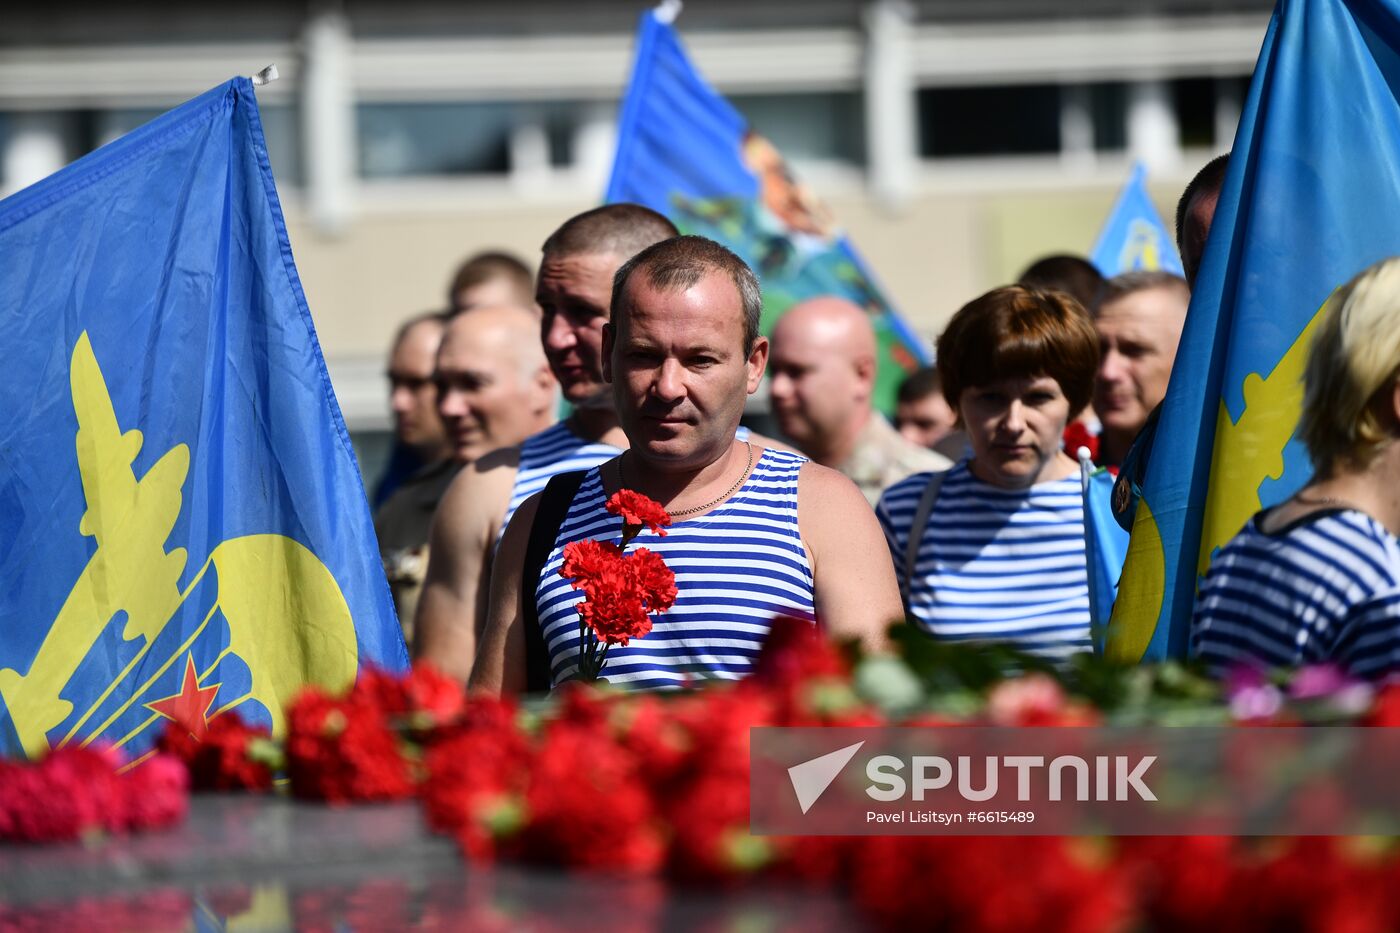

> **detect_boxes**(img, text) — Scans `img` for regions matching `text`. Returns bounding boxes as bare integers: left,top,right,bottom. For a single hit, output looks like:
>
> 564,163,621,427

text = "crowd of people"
370,151,1400,693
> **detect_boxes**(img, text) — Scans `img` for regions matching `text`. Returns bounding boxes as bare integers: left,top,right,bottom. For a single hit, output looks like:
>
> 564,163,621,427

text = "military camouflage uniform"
838,414,952,508
373,458,459,640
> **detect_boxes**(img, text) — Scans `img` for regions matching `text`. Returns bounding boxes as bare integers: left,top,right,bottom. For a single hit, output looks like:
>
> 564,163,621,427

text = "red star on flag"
146,654,221,739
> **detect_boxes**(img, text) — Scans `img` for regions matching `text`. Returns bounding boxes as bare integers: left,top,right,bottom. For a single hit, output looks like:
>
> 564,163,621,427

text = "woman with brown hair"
876,285,1101,662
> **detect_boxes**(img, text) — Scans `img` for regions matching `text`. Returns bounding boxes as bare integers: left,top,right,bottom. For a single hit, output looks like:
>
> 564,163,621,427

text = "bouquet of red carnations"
558,490,678,683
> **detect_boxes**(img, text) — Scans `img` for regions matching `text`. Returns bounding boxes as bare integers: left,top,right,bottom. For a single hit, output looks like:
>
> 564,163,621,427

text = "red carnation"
0,748,107,842
559,530,677,680
0,744,190,843
345,663,466,732
628,547,678,614
520,720,666,874
560,543,676,649
752,615,847,688
1062,420,1100,464
1365,682,1400,726
349,666,413,716
578,585,654,647
851,836,1132,932
420,697,532,861
160,713,278,792
401,662,466,725
285,687,415,803
119,753,189,831
606,489,672,541
561,538,624,591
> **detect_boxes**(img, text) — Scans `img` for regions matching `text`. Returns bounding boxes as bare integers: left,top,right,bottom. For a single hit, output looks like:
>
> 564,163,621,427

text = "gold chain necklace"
620,441,753,517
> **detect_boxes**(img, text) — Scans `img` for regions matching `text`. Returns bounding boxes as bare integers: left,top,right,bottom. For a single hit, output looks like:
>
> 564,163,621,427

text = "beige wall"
288,167,1191,428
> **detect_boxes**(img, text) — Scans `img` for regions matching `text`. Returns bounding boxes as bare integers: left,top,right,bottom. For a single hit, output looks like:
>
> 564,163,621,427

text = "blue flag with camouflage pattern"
605,8,929,414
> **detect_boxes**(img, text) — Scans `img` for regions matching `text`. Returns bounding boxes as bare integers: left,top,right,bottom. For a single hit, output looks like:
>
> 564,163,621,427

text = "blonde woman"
1191,256,1400,678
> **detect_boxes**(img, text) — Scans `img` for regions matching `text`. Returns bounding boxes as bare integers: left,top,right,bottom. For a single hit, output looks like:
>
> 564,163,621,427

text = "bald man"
377,305,555,636
769,296,949,506
435,305,557,466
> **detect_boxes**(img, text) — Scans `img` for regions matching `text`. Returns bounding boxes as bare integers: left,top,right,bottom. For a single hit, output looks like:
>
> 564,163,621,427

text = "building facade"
2,0,1266,466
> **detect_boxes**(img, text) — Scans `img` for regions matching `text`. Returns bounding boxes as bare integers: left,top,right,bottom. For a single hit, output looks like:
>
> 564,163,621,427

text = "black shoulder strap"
520,470,587,693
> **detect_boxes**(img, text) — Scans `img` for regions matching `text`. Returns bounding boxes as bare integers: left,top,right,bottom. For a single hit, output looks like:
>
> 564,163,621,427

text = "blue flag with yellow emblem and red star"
605,7,929,414
1107,0,1400,661
1089,162,1184,278
0,78,407,761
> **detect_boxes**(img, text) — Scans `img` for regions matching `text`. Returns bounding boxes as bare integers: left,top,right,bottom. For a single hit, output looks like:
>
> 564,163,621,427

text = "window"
918,85,1060,157
1088,83,1128,151
1172,77,1216,149
355,100,586,178
728,92,865,165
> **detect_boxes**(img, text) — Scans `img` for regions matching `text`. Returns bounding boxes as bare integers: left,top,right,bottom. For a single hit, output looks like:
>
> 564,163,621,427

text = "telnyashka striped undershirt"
876,462,1092,661
536,447,815,690
1191,507,1400,679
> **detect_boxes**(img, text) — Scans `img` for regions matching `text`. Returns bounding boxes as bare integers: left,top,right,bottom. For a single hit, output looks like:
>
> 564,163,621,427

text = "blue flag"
606,9,929,414
1080,461,1131,652
1107,0,1400,661
0,78,407,760
1089,162,1184,278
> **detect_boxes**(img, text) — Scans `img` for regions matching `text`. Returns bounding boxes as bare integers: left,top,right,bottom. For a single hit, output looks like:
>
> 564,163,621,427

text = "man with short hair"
413,204,681,681
470,236,903,694
894,366,965,460
374,312,452,632
447,250,536,312
372,313,451,509
1092,271,1190,468
1018,253,1106,314
1176,153,1230,288
769,296,948,505
378,305,553,638
1111,152,1230,530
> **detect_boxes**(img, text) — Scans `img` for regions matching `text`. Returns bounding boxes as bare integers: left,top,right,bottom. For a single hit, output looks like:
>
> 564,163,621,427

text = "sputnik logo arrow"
787,741,865,814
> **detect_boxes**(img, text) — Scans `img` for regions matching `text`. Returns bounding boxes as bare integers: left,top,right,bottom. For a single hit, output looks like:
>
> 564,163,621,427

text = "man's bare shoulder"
796,458,868,500
745,429,799,455
474,443,524,475
436,445,522,534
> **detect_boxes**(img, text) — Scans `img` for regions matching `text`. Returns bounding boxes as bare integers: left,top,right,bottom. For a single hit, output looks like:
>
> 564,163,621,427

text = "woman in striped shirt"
877,285,1101,662
1191,257,1400,679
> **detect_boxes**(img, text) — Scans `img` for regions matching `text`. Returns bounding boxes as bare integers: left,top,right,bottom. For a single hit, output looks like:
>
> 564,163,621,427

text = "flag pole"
654,0,682,25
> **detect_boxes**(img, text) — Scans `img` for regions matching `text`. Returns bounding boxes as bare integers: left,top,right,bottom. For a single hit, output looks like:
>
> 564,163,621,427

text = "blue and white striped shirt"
876,462,1092,661
502,422,623,537
536,448,815,690
1191,508,1400,680
501,421,750,537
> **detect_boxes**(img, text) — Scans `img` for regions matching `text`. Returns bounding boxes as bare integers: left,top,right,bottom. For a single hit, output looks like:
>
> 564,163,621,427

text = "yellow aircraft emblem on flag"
1107,301,1327,663
0,332,357,758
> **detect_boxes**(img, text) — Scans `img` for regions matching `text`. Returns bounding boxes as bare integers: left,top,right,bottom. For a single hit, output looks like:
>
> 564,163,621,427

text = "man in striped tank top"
414,205,680,681
472,236,903,694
